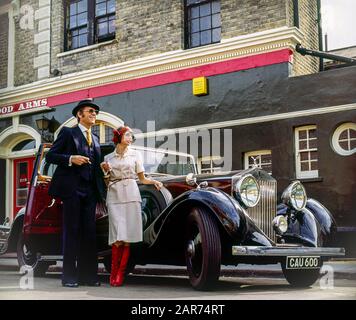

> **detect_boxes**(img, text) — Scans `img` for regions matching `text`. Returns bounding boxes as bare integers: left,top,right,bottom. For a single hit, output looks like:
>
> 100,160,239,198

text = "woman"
101,126,162,287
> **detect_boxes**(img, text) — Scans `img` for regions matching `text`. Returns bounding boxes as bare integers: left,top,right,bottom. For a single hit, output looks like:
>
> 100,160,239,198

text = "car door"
23,144,62,239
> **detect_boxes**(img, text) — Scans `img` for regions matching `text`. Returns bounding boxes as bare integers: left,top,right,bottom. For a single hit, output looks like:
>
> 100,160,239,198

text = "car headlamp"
234,174,261,208
272,215,288,234
282,181,307,211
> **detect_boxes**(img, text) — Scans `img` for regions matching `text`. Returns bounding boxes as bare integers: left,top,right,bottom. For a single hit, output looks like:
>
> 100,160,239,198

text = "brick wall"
221,0,287,39
291,0,319,76
0,13,9,89
14,0,38,86
51,0,184,76
13,0,319,85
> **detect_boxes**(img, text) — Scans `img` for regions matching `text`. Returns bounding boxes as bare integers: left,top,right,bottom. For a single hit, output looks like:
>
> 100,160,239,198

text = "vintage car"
0,143,345,290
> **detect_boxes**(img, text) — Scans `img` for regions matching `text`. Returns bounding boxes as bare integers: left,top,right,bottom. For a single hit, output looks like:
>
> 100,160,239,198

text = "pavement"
1,253,356,280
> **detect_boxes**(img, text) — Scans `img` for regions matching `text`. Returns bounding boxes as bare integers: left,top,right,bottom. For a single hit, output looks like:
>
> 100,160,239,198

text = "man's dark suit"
46,125,105,285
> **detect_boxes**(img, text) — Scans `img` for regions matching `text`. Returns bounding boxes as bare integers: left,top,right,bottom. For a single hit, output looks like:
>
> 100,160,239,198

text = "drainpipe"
293,0,299,28
296,44,356,64
317,0,324,71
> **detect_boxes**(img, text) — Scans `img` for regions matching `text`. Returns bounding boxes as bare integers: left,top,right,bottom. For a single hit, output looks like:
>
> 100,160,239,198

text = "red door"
13,157,35,217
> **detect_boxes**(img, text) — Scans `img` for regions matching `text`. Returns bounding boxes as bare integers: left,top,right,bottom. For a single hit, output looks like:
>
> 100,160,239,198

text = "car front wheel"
185,207,221,291
281,262,322,287
17,232,50,277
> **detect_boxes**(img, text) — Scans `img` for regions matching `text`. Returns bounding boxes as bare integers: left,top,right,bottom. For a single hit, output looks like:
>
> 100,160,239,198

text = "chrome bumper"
232,246,345,257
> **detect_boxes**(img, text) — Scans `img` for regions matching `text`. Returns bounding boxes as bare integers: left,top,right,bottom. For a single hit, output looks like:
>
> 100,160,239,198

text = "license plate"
286,256,321,269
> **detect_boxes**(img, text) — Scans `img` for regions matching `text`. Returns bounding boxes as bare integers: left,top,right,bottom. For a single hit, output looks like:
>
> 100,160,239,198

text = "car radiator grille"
247,177,277,242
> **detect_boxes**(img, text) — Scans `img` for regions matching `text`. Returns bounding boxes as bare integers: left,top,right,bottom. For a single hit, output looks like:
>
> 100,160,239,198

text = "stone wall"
0,13,9,89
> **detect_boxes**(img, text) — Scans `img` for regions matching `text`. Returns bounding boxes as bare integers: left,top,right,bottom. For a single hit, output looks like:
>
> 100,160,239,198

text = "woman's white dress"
104,147,145,245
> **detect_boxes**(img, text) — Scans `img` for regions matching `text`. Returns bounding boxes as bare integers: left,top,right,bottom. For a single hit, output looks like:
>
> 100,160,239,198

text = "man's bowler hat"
72,99,101,117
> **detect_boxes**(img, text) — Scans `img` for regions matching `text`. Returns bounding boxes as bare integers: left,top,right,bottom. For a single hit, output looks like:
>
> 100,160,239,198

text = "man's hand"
71,155,91,166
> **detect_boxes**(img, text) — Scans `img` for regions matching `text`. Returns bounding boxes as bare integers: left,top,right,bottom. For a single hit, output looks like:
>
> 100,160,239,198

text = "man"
46,99,105,287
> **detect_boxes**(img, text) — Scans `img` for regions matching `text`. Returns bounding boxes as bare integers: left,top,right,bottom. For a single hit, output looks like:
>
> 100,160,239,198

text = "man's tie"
86,128,92,147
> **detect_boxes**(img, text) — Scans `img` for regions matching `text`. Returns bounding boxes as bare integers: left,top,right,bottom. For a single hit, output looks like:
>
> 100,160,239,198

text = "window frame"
294,125,319,179
244,150,272,175
91,121,116,144
331,122,356,156
198,155,223,174
184,0,221,49
64,0,116,52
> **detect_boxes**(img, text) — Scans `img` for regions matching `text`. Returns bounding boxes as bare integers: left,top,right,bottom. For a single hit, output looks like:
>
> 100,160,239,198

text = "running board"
232,246,345,257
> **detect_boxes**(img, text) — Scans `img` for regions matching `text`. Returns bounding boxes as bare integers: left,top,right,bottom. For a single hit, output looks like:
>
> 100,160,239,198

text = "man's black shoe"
62,282,79,288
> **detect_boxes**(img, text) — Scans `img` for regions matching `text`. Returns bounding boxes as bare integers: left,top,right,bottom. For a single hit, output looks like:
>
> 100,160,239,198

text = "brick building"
0,0,355,253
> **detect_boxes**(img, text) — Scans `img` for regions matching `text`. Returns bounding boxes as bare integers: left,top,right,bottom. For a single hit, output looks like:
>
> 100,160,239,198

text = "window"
66,0,116,51
185,0,221,49
198,156,223,174
244,150,272,175
331,122,356,156
91,121,115,143
295,125,319,179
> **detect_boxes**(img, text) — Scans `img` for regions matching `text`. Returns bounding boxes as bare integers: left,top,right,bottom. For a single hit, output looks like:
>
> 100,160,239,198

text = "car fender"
143,187,273,248
277,199,335,247
305,198,337,245
2,209,25,253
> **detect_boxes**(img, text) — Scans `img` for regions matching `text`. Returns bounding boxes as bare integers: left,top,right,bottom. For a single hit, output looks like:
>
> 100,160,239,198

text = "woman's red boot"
110,245,123,287
115,245,130,286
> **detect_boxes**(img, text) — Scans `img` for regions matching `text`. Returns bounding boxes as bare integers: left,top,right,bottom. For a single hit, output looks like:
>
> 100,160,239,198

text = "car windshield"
38,146,196,178
134,147,196,176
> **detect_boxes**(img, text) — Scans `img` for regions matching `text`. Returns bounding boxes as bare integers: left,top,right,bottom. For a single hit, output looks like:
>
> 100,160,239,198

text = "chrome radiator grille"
247,176,277,242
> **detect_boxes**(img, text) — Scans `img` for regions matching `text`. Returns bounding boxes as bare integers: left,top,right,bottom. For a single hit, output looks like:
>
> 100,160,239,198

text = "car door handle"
47,199,56,208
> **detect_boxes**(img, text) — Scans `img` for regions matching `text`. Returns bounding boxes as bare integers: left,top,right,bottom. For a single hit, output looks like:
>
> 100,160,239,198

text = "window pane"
309,129,316,139
78,34,87,47
96,2,107,16
92,125,100,136
309,139,317,149
191,33,200,47
212,1,220,14
72,36,79,49
109,18,115,33
351,139,356,149
191,6,199,19
70,15,77,28
77,12,87,26
70,3,77,15
200,3,211,16
339,129,348,140
79,26,88,34
77,0,87,14
350,128,356,139
299,140,307,150
108,0,115,13
98,22,108,36
212,27,221,42
191,18,199,33
212,13,220,28
200,16,211,30
105,125,114,143
301,162,309,171
310,151,318,160
12,139,36,151
300,152,308,161
339,141,349,150
299,130,307,139
200,30,211,45
310,161,318,171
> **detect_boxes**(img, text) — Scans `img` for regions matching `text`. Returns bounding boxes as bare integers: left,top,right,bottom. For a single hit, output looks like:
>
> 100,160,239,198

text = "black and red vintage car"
0,143,345,290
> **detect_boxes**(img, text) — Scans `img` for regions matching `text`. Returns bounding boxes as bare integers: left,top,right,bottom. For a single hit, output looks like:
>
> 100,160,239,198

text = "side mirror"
186,173,197,186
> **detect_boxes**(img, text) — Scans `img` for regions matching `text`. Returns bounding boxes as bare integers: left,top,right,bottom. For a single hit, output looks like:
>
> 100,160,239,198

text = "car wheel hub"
186,240,195,259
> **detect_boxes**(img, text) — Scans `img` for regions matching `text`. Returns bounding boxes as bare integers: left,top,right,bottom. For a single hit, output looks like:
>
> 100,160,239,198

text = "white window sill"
57,39,117,58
